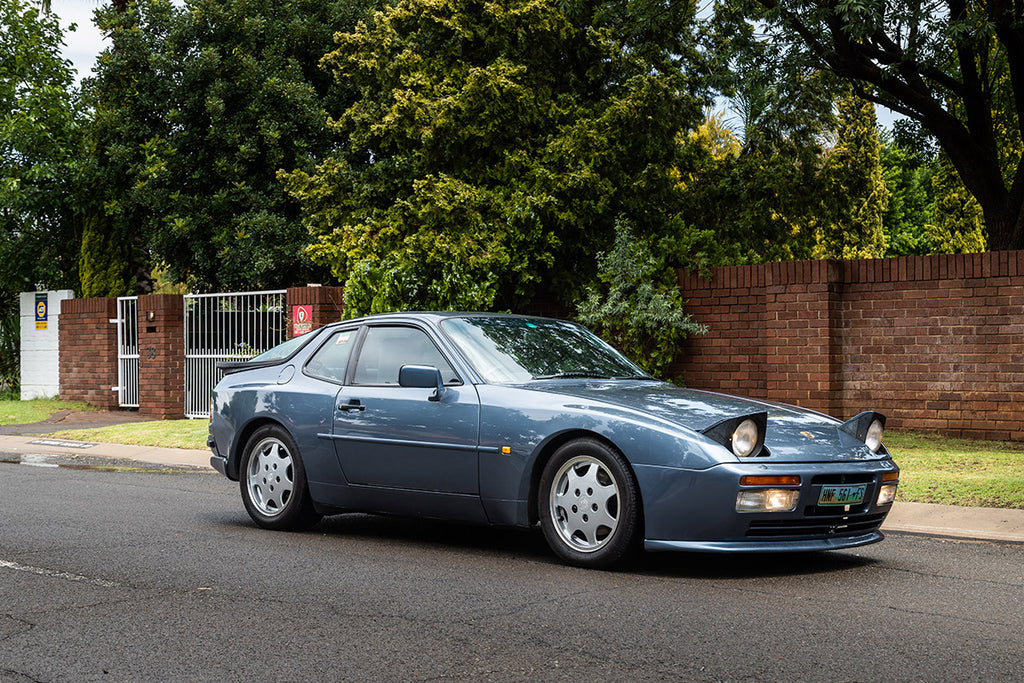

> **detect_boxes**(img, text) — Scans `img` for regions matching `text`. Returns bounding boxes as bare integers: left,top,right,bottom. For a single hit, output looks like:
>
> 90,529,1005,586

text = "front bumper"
208,433,233,479
635,459,897,553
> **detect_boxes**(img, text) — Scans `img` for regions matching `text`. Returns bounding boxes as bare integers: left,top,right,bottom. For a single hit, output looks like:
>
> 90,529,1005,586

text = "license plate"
818,484,866,506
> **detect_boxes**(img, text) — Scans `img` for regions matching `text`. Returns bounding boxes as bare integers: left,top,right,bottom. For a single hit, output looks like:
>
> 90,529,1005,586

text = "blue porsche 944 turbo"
208,312,899,568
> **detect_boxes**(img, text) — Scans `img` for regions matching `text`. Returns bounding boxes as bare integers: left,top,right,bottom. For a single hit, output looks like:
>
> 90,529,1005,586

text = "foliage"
82,0,374,293
927,154,988,254
79,0,179,295
1,0,85,396
285,0,708,316
879,123,939,256
1,0,84,313
717,1,1024,250
815,87,888,259
679,16,840,265
0,307,17,399
78,213,133,298
577,221,707,378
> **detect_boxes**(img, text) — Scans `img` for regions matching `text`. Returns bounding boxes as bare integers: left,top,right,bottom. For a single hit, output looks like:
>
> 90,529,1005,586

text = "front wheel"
538,439,640,569
239,425,321,530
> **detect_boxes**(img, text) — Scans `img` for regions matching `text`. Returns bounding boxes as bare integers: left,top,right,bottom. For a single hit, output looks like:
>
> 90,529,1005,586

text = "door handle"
338,400,366,412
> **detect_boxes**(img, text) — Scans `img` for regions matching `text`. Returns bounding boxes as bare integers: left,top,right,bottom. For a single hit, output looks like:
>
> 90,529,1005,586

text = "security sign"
35,293,48,331
292,305,313,336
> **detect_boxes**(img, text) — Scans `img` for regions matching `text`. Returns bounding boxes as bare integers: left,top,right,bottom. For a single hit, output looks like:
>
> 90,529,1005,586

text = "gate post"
59,297,120,410
286,286,344,338
136,294,185,419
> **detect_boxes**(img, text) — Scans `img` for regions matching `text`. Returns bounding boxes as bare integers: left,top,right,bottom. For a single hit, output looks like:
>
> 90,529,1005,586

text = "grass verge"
0,399,94,425
48,420,209,450
885,431,1024,509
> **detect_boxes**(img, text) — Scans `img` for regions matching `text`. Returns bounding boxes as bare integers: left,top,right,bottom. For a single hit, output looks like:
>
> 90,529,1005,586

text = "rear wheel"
538,438,639,569
240,425,320,530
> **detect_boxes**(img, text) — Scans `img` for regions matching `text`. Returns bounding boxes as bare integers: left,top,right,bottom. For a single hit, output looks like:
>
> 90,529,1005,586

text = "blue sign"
35,293,48,330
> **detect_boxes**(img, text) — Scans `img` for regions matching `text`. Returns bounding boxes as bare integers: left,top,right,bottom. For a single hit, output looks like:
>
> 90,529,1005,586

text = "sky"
50,1,109,86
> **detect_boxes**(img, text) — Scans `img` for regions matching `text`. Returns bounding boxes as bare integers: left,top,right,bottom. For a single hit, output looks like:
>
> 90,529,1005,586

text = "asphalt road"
1,462,1022,682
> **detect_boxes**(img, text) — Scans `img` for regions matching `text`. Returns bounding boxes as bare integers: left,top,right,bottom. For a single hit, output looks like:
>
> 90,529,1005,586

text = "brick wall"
59,286,342,417
676,251,1024,441
59,297,119,410
286,285,344,338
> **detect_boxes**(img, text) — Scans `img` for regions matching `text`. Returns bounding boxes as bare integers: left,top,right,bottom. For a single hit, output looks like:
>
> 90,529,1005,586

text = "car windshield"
441,317,649,383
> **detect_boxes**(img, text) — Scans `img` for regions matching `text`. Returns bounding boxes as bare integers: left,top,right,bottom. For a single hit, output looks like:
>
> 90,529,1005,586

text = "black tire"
538,438,640,569
239,425,321,530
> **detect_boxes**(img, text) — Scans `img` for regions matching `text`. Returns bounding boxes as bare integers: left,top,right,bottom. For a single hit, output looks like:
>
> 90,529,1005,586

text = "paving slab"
882,500,1024,544
0,434,212,470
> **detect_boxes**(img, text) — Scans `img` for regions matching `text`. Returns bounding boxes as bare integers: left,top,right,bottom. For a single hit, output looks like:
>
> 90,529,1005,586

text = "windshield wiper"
532,372,614,380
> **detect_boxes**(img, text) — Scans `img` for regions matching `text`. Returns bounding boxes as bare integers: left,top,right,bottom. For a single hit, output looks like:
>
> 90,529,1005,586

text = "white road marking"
0,559,120,588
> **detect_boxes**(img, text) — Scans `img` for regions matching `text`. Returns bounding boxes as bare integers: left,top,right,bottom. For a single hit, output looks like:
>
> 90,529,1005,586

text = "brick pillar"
136,294,185,419
764,260,843,415
286,286,344,338
59,297,120,410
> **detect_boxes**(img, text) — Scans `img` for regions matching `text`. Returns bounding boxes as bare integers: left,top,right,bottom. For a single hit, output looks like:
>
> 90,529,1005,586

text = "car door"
332,323,480,494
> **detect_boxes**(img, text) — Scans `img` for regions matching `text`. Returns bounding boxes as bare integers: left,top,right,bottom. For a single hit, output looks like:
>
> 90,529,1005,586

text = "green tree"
927,153,987,253
1,0,85,392
879,122,939,256
80,0,178,295
719,1,1024,251
78,213,133,297
681,22,839,264
815,87,888,259
284,0,707,315
83,0,375,292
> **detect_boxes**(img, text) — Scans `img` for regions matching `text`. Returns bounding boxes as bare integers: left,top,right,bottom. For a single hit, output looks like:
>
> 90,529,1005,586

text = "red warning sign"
292,305,313,336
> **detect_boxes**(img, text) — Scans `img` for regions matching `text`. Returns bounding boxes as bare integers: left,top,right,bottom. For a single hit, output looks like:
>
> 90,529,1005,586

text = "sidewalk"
0,433,211,470
1,432,1022,545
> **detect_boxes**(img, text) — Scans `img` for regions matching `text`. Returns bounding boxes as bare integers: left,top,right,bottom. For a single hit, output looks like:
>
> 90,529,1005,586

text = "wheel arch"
228,416,293,479
526,430,644,532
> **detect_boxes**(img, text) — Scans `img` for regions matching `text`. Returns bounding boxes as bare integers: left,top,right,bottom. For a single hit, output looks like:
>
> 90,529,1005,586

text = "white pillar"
19,290,75,400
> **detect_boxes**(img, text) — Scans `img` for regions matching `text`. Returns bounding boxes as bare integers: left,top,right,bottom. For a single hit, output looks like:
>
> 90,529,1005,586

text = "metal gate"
183,290,287,418
114,296,140,408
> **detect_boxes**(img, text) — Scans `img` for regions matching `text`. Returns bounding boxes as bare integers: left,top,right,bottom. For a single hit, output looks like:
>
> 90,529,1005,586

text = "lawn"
48,420,210,450
884,431,1024,509
0,398,94,424
3,400,1023,509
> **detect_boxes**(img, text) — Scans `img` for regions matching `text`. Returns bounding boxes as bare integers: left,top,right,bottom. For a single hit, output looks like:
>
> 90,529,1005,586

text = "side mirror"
398,364,446,402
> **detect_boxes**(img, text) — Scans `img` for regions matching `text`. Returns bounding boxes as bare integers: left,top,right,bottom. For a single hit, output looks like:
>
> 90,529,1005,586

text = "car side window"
353,326,458,385
305,329,358,382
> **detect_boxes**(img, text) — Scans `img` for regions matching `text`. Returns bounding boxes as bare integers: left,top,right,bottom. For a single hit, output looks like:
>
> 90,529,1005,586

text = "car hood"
525,380,887,463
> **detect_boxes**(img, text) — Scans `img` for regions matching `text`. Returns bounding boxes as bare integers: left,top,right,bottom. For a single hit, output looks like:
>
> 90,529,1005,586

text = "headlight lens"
877,482,898,505
865,418,884,452
736,489,800,513
732,419,758,457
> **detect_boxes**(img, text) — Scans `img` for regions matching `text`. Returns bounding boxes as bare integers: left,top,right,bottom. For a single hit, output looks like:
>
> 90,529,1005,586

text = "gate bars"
184,291,287,418
115,297,140,408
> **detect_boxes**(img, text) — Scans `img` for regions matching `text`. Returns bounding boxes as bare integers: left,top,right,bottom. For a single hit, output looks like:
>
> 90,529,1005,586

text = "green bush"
0,306,18,399
577,221,706,379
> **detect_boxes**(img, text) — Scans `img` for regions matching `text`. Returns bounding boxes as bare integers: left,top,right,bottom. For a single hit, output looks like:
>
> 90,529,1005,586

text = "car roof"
329,311,565,327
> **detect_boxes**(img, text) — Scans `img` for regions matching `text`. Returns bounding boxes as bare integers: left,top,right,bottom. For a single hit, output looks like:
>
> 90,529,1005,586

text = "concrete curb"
881,500,1024,544
3,434,1023,545
0,434,212,470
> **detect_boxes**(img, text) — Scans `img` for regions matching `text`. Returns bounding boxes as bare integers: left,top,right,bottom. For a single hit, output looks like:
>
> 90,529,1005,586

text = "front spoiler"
644,530,884,553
